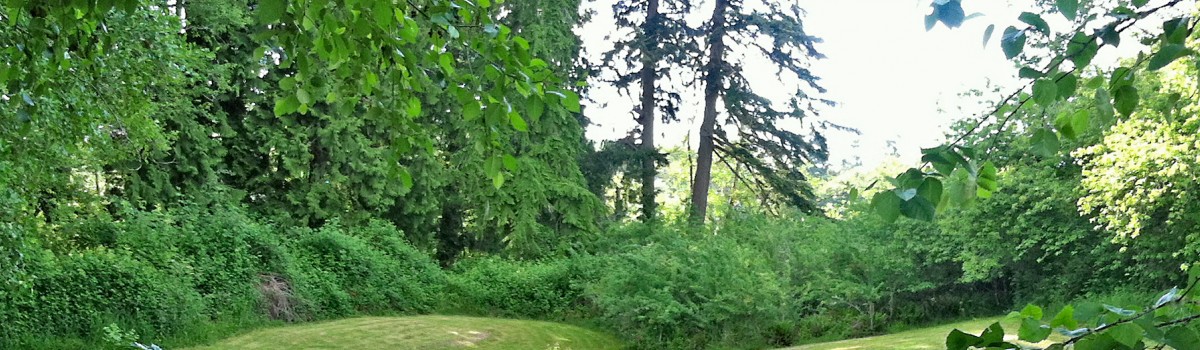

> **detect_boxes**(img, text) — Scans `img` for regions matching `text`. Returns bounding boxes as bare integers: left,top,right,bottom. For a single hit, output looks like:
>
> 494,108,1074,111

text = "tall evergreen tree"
602,0,698,221
690,0,830,223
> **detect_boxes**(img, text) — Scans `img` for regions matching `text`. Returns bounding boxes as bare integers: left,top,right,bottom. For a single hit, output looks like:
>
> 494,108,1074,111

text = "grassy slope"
784,317,1063,350
184,315,621,350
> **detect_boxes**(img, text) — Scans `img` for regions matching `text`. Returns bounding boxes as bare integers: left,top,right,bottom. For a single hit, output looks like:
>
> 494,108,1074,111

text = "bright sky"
578,0,1147,170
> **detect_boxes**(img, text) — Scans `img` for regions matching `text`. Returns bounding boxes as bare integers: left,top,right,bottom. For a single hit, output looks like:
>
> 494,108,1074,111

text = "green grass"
183,315,622,350
783,317,1063,350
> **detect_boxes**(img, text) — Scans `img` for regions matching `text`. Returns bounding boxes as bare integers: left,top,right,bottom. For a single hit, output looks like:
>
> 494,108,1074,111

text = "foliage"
445,256,599,319
0,198,447,348
875,0,1199,222
587,225,791,349
947,276,1200,350
0,248,206,348
286,221,446,318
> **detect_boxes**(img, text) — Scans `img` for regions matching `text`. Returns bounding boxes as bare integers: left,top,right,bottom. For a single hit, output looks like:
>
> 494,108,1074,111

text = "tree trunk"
690,0,728,224
638,0,661,221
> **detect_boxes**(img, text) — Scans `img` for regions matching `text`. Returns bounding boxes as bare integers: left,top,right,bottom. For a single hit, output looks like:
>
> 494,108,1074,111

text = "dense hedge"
0,203,447,349
0,198,1172,349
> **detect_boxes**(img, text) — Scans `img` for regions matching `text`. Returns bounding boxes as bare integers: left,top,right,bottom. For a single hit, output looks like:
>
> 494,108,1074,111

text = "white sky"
578,0,1151,170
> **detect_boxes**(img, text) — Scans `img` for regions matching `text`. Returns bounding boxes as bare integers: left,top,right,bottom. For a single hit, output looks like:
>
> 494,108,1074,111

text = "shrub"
587,228,790,349
445,255,599,319
1,248,205,347
113,202,289,321
286,221,446,318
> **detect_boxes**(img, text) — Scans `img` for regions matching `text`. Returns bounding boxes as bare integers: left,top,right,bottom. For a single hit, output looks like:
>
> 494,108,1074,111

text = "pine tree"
690,0,832,223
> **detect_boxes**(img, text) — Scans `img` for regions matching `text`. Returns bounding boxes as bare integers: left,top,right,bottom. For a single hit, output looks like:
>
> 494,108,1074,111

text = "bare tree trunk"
690,0,728,224
638,0,661,221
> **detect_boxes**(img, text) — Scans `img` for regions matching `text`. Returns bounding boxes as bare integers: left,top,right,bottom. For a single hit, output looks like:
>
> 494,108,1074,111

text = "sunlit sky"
577,0,1146,170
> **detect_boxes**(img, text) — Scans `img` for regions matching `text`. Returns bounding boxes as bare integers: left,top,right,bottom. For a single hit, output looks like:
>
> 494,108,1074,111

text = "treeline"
3,0,1198,349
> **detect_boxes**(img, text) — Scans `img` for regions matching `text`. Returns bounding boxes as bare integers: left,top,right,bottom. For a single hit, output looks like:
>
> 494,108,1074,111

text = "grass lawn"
784,317,1064,350
183,315,622,350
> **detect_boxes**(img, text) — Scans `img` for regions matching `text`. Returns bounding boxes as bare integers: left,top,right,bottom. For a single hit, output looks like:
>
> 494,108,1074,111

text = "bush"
587,227,791,349
287,220,446,318
445,255,599,319
113,202,289,321
1,248,205,347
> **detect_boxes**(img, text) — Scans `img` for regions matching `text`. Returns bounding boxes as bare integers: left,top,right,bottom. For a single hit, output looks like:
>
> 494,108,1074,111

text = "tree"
0,0,584,282
690,0,831,223
602,0,697,221
895,0,1200,348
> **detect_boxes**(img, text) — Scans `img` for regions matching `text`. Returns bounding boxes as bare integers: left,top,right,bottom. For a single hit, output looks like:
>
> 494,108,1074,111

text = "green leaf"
1099,24,1121,47
1163,17,1189,44
296,88,312,105
509,112,528,132
464,101,482,121
406,97,422,118
1019,12,1050,34
1165,326,1200,350
982,24,995,47
1056,0,1078,21
1095,88,1114,122
871,191,903,223
917,177,944,205
439,53,455,75
1068,33,1099,68
397,167,413,190
979,322,1005,344
1132,0,1149,7
1033,78,1058,107
1135,314,1166,343
1075,334,1118,350
1056,73,1078,100
1050,305,1078,329
977,161,998,196
1001,26,1027,59
1149,43,1190,71
256,0,286,23
1019,318,1052,342
1107,323,1143,348
1021,304,1045,320
274,96,300,116
1055,110,1089,140
1031,128,1060,157
1114,85,1139,116
372,0,392,28
492,172,505,189
946,168,976,206
946,329,981,350
1073,302,1105,325
1019,67,1044,78
1109,67,1135,90
560,90,581,113
528,97,545,122
502,154,518,171
400,18,419,42
921,147,956,175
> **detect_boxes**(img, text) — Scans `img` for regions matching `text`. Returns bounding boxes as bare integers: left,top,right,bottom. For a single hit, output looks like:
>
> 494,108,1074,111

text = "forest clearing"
3,0,1200,349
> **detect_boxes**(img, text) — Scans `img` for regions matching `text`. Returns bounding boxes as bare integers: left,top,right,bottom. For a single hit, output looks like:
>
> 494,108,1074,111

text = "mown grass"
784,317,1064,350
183,315,622,350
